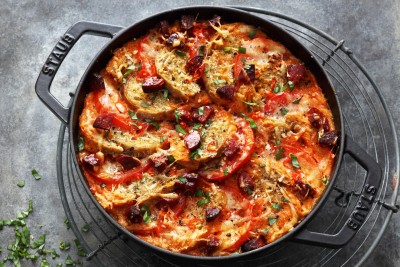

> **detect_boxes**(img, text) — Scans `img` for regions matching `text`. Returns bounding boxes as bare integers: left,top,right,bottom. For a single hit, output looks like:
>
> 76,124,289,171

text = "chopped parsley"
282,197,290,203
195,189,204,197
64,218,71,230
273,85,287,94
249,29,257,39
199,45,205,56
32,169,41,180
175,124,187,135
288,81,295,91
123,65,135,78
271,203,282,210
213,79,226,85
74,239,87,257
268,217,277,226
178,176,188,184
280,107,289,116
223,168,229,176
222,47,231,52
141,205,151,224
189,148,199,160
321,175,328,184
262,227,270,235
81,224,90,233
290,154,301,169
198,106,205,116
275,147,285,160
160,137,166,143
78,137,84,151
59,241,71,251
31,234,46,249
238,46,246,54
196,191,211,207
241,113,257,129
128,110,139,120
140,102,150,108
242,100,259,106
167,155,175,162
192,123,202,130
175,50,186,57
292,97,302,104
17,181,25,187
163,89,169,99
174,109,181,122
145,118,160,130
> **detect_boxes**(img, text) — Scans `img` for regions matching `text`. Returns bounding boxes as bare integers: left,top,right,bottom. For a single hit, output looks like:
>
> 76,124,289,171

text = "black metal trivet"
56,7,399,267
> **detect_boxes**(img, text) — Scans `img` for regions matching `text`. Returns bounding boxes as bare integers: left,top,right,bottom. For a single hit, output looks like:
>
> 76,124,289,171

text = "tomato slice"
84,165,143,185
264,92,288,114
199,118,255,181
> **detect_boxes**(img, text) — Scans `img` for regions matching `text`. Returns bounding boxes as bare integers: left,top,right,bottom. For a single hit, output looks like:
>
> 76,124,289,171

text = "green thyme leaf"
175,124,187,135
78,137,85,151
32,169,41,180
290,154,301,169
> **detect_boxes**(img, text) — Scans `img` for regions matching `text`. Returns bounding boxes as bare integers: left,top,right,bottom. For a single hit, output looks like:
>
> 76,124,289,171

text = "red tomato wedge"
199,118,255,180
85,166,143,185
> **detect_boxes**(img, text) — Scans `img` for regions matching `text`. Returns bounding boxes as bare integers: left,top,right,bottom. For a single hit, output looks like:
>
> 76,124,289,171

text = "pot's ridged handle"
292,135,382,248
35,21,123,124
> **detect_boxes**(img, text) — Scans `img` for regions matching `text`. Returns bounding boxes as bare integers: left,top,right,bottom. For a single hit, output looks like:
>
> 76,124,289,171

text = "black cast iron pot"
35,6,382,264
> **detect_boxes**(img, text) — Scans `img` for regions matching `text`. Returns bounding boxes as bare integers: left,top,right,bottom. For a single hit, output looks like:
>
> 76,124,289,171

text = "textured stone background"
0,0,399,266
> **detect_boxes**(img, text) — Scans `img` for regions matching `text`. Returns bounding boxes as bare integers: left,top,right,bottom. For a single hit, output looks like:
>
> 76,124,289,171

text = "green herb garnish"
238,46,246,54
81,224,90,233
178,176,188,184
175,124,187,135
59,241,71,251
163,89,169,99
167,155,175,162
195,189,204,197
223,47,231,52
123,65,135,78
64,218,71,230
141,205,151,224
242,100,259,106
31,234,46,249
290,154,301,169
271,203,282,210
192,123,202,130
321,175,328,184
189,148,199,160
268,217,277,226
198,106,205,116
262,227,270,235
140,102,150,108
213,79,226,85
145,118,160,130
241,113,257,129
273,85,287,94
288,81,295,91
78,137,85,151
275,146,285,160
199,45,205,56
32,169,41,180
249,29,257,39
128,110,139,120
280,107,289,116
282,197,290,203
176,50,186,57
223,168,229,176
292,97,302,104
17,181,25,188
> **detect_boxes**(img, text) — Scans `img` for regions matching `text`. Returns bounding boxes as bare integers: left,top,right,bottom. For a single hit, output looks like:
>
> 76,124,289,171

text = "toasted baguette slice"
123,77,177,121
195,109,237,162
155,49,200,100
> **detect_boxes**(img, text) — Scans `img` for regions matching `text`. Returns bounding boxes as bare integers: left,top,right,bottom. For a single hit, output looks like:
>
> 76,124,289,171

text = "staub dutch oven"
35,6,382,264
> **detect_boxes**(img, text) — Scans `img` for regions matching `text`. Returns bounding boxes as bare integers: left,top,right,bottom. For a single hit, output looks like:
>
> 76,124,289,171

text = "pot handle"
292,135,382,248
35,21,123,124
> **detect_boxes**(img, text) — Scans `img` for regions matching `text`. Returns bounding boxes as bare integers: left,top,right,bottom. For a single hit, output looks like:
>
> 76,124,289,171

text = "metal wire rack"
56,7,399,267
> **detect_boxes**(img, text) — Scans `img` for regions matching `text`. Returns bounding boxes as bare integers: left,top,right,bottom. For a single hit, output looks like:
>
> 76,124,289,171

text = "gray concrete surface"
0,0,399,266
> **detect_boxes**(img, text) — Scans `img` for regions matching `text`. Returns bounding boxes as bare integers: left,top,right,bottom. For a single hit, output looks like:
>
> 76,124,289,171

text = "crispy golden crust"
78,17,337,256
